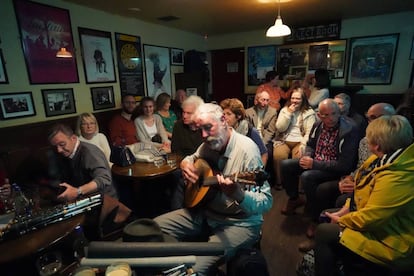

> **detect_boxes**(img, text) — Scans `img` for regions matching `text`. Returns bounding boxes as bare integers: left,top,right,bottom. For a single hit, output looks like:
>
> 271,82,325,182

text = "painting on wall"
0,92,36,120
115,32,145,97
91,86,115,110
143,44,171,98
42,88,76,117
247,45,277,86
79,27,117,84
13,0,79,84
170,48,184,65
346,33,399,85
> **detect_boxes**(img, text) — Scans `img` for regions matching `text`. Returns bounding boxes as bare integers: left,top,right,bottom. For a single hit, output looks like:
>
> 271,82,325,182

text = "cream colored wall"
206,11,414,95
0,0,206,128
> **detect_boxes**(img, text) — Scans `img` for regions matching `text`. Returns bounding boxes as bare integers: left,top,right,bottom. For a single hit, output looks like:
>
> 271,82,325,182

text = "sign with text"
285,22,341,44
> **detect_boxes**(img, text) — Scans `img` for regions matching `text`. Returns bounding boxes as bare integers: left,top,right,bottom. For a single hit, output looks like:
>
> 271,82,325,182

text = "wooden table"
111,153,182,180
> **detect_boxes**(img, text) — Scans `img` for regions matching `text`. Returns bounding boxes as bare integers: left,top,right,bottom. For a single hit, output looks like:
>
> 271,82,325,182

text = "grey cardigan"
134,114,169,147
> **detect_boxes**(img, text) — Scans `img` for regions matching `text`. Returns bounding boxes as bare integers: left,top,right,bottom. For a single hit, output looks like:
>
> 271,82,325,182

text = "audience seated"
108,94,139,146
76,112,112,166
156,92,177,139
298,102,396,252
313,115,414,275
334,93,367,141
170,95,204,210
308,69,330,111
220,98,268,164
170,88,187,120
256,70,290,111
245,91,278,185
273,88,316,189
280,99,359,240
133,96,171,152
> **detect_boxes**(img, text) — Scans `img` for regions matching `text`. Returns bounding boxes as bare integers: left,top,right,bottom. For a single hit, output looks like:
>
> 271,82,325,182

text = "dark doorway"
211,48,245,104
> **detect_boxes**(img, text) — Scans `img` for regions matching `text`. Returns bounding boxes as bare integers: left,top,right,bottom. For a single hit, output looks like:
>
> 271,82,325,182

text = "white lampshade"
266,15,291,37
56,47,73,58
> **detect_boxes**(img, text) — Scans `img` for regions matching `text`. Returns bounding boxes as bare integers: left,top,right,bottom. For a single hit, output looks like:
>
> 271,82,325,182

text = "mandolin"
184,159,268,208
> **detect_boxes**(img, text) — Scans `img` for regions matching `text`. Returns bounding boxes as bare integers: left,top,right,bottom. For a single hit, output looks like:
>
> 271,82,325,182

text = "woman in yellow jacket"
314,115,414,275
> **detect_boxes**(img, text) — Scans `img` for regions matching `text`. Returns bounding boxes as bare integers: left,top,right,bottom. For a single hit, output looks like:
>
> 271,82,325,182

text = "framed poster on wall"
143,44,171,98
346,33,399,85
247,45,277,86
78,27,117,84
13,0,79,84
42,88,76,117
115,32,145,97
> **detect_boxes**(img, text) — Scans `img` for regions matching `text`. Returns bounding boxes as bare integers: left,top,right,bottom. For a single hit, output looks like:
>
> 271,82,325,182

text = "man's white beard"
206,129,226,151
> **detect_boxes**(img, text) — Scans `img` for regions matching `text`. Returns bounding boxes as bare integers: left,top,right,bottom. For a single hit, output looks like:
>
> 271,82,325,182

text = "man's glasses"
318,112,338,119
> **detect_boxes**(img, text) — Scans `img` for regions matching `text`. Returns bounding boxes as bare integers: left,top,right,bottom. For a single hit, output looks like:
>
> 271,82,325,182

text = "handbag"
110,146,136,167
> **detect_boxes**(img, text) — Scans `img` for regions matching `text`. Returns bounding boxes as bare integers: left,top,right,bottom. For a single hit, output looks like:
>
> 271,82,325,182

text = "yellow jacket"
338,143,414,270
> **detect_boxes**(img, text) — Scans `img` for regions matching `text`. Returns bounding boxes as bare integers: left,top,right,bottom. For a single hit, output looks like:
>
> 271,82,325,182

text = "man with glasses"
154,103,272,275
280,99,359,237
108,94,139,146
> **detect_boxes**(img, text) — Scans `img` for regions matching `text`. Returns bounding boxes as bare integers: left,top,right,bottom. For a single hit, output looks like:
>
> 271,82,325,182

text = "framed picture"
0,92,36,120
0,49,8,84
115,32,145,97
170,48,184,65
346,33,399,85
13,0,79,84
143,44,172,98
42,88,76,117
308,44,329,70
78,27,117,83
410,35,414,60
247,45,277,86
90,86,115,110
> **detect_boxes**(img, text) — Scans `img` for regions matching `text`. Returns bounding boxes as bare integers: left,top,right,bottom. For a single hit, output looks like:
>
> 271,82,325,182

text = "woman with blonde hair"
76,112,112,165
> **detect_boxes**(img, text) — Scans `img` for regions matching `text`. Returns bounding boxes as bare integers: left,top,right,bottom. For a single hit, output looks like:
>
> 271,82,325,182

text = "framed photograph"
308,44,329,70
0,92,36,120
0,49,8,84
90,86,115,110
410,36,414,60
346,33,399,85
42,88,76,117
115,33,145,96
170,48,184,65
78,27,117,83
13,0,79,84
143,44,172,98
247,45,277,86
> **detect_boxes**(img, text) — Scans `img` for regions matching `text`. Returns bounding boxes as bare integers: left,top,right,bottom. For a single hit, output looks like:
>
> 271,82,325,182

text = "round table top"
111,153,182,179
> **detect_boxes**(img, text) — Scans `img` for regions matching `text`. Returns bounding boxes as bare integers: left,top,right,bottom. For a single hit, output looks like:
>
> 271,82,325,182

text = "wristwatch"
77,187,83,198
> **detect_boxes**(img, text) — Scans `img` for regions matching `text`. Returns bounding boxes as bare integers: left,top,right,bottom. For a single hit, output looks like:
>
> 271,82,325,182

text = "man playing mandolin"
154,103,273,275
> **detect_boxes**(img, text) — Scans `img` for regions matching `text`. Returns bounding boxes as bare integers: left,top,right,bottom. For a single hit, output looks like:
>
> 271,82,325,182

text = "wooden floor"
260,187,311,276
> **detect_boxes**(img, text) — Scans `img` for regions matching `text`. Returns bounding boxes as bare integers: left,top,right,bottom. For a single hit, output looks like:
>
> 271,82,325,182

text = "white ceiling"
63,0,414,37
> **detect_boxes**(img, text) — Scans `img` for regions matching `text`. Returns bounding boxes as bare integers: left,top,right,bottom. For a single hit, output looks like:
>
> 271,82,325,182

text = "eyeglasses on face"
318,112,338,119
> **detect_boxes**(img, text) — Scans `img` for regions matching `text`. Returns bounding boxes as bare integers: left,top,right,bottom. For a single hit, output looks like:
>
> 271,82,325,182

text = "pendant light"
266,0,291,37
56,47,73,58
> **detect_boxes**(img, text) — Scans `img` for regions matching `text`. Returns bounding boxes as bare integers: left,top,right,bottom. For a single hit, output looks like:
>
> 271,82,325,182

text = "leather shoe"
281,197,305,215
298,239,315,252
306,223,317,239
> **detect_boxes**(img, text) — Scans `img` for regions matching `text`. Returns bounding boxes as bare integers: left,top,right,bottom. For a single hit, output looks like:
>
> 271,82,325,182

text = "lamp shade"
56,47,73,58
266,16,291,37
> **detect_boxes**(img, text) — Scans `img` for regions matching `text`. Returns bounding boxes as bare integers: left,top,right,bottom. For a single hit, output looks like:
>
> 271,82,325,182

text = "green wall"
206,12,414,94
0,0,206,128
1,0,413,128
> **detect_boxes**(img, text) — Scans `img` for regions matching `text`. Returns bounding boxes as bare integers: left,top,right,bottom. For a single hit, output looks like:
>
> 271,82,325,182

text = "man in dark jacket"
280,99,359,236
